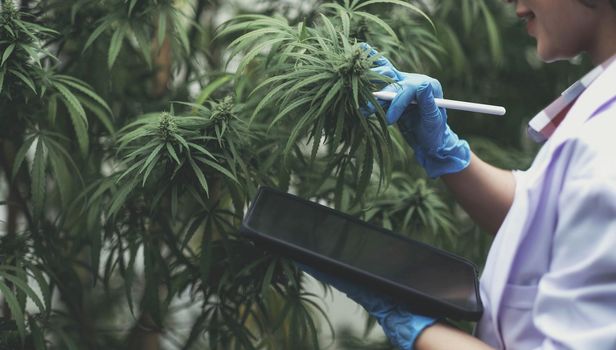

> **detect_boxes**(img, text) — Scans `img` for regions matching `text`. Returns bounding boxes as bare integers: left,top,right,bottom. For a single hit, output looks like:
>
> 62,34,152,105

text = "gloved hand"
362,44,471,178
361,43,405,82
298,263,437,350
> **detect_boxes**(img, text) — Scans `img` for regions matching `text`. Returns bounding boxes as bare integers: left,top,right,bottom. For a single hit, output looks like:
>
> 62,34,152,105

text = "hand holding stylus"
363,43,472,178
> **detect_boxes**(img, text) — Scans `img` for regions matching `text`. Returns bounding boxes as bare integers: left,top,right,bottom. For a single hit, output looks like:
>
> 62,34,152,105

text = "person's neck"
589,7,616,65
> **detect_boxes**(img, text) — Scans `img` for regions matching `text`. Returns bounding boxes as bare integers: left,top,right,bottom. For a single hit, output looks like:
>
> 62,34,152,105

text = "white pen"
372,91,506,116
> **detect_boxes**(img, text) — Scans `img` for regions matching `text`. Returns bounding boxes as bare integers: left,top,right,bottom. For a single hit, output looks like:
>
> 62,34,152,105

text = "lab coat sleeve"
532,135,616,349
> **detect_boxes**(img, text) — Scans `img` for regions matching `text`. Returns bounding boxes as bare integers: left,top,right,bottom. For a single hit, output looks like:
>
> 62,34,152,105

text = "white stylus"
372,91,506,116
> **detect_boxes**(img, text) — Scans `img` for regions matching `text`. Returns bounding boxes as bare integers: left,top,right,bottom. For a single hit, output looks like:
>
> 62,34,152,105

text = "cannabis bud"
211,96,235,123
0,1,18,19
338,46,371,79
158,111,177,141
1,1,22,49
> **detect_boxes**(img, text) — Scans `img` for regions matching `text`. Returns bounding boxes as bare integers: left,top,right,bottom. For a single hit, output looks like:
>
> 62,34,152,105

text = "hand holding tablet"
240,187,483,321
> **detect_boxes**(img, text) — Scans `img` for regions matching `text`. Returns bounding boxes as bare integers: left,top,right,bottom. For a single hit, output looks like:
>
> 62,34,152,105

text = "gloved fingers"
385,82,420,125
397,73,444,99
382,310,417,349
369,81,403,116
378,81,404,94
416,83,444,126
360,43,393,67
424,77,443,99
371,65,398,80
359,43,403,81
381,311,438,350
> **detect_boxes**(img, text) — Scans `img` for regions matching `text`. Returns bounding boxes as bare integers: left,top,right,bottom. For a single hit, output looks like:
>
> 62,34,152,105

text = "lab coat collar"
527,54,616,143
486,54,616,348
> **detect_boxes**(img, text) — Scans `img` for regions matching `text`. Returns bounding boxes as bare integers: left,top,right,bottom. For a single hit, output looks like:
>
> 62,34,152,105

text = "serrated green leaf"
42,136,83,187
310,116,325,163
187,141,215,160
0,270,45,313
54,75,112,114
250,78,298,122
479,0,503,65
157,13,167,47
1,43,15,66
189,156,209,196
108,25,126,68
339,9,351,38
195,76,232,108
83,21,110,53
31,138,46,218
171,13,190,54
316,79,342,117
78,96,115,135
319,14,338,49
55,82,87,126
48,94,58,124
354,0,434,29
358,144,373,196
270,96,312,128
166,142,180,164
283,111,314,158
332,107,345,155
198,158,238,184
12,135,35,180
9,68,37,94
108,179,136,217
235,37,290,75
132,25,153,67
351,74,359,108
462,0,473,35
47,148,71,206
141,151,162,186
0,68,5,93
22,262,51,317
128,0,139,15
66,102,89,155
117,159,144,182
355,11,399,42
139,143,164,175
0,282,25,342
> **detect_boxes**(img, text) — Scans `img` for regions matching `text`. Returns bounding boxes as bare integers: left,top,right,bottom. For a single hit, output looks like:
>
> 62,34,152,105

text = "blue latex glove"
362,44,471,178
299,263,437,350
361,43,405,82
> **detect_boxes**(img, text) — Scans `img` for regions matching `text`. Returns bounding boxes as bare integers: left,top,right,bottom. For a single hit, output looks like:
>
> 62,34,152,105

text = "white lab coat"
476,58,616,349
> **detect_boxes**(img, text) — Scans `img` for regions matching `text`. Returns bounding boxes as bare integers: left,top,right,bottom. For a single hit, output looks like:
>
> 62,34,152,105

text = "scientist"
306,0,616,349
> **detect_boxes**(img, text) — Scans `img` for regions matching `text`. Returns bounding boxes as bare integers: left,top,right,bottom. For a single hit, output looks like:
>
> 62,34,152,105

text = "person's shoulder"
575,101,616,149
558,104,616,181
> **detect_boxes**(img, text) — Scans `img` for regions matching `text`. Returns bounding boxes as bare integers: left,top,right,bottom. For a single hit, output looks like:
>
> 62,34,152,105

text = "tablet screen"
244,189,480,314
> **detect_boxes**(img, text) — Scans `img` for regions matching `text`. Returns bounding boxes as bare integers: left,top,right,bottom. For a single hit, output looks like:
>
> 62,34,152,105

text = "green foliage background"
0,0,591,349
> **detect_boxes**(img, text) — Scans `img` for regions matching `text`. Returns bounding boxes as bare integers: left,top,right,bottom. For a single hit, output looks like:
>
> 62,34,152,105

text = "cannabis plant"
217,0,435,203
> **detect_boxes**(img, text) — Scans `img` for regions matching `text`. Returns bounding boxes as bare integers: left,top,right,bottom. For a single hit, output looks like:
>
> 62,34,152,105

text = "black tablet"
240,187,483,321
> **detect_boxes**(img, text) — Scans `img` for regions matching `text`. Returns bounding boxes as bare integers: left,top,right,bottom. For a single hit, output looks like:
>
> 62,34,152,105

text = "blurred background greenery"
0,0,592,349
